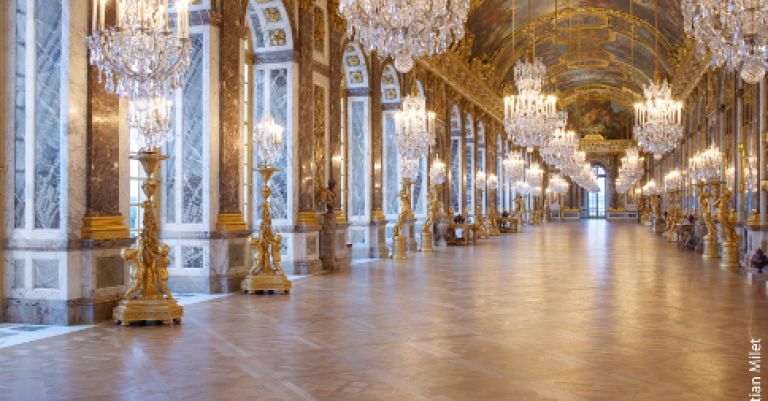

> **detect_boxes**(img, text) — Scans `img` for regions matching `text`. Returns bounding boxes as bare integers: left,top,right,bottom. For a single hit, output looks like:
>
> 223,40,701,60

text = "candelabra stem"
241,167,292,294
113,150,183,325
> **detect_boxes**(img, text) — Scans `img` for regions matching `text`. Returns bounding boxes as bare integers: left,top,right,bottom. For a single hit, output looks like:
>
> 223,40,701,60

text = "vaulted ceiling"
465,0,685,139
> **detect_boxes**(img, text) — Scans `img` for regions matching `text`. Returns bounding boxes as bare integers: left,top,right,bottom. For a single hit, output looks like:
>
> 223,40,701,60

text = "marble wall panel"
269,68,289,219
96,256,124,288
413,158,425,215
13,0,26,229
34,0,62,229
228,243,245,268
182,34,204,224
348,100,368,218
464,144,474,212
165,107,177,223
33,259,59,289
450,138,461,213
182,246,204,269
12,259,24,289
383,113,399,215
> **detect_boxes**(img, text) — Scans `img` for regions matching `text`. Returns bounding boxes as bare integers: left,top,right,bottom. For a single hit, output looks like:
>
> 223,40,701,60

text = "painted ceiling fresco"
465,0,685,137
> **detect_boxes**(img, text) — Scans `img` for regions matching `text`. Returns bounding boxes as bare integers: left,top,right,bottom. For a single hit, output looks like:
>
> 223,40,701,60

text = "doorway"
586,164,607,218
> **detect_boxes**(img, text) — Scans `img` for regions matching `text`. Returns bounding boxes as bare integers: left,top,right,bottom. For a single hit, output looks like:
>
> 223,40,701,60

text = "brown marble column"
216,0,247,232
369,55,384,220
328,18,344,220
81,1,129,240
295,0,318,227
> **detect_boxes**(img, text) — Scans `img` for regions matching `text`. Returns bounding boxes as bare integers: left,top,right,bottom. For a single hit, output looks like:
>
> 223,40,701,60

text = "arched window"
243,0,294,226
342,42,370,221
587,164,607,218
382,64,401,219
464,115,475,215
449,107,461,214
477,122,486,214
11,0,64,233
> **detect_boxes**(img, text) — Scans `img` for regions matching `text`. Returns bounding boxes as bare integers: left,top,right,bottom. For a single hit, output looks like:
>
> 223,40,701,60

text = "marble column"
81,0,129,241
365,55,389,257
327,18,350,268
216,0,247,232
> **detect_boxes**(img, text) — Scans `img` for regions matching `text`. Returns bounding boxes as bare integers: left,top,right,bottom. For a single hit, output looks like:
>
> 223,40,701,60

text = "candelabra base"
421,231,433,252
490,225,501,236
702,235,719,259
241,273,292,295
720,241,741,269
113,297,183,326
392,235,407,259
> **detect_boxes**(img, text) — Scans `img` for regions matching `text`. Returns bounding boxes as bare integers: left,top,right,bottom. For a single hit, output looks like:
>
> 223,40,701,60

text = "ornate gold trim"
296,210,320,228
81,216,130,240
216,213,248,232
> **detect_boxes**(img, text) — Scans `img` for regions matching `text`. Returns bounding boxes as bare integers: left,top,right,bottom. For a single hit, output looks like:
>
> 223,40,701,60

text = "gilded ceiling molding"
579,138,636,154
668,36,711,101
493,9,675,80
558,85,639,111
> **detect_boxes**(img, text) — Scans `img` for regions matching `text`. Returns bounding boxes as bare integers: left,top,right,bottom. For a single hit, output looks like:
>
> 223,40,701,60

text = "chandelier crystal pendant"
503,150,526,182
429,158,447,185
633,78,683,160
128,96,173,149
682,0,768,83
689,145,724,183
541,112,577,168
254,116,286,168
395,91,436,161
504,58,558,152
339,0,470,73
88,0,192,99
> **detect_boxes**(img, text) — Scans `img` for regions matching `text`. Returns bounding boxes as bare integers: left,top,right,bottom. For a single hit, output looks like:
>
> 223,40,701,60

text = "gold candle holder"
113,150,183,325
241,167,292,294
392,178,412,259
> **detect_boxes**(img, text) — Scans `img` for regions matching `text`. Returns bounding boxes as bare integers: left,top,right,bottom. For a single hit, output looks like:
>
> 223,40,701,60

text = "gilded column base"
702,235,719,259
81,216,130,240
421,231,433,252
392,235,407,259
241,273,292,294
113,297,183,326
720,242,741,269
216,213,248,232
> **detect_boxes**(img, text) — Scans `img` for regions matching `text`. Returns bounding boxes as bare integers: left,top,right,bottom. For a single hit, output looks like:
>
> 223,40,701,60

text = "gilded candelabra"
241,167,292,294
113,150,183,325
663,190,681,242
392,178,413,259
716,188,741,268
421,184,441,252
698,182,719,259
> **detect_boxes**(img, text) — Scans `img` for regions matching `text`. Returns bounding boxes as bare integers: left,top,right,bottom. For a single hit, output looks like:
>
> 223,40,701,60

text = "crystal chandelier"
504,58,558,152
633,79,683,160
339,0,469,73
689,145,724,183
541,113,577,168
128,96,173,149
254,116,285,168
514,180,531,196
88,0,192,99
503,150,526,182
642,180,660,195
400,157,420,180
547,174,569,195
429,157,447,185
526,163,544,189
475,171,486,191
395,92,436,161
682,0,768,83
487,174,498,190
664,169,683,192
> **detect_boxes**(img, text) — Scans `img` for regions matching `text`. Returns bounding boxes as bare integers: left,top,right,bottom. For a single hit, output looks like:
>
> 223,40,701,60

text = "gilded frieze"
313,6,325,55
